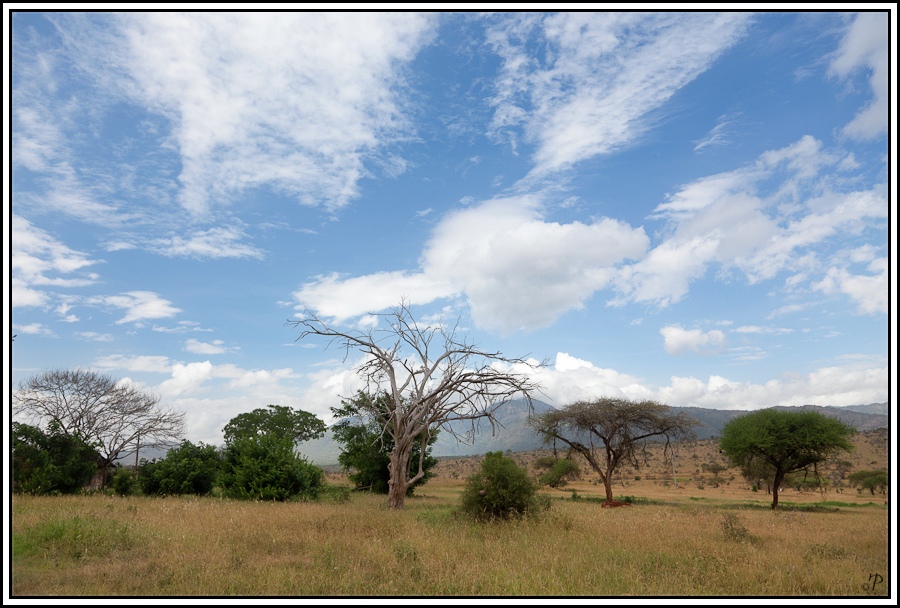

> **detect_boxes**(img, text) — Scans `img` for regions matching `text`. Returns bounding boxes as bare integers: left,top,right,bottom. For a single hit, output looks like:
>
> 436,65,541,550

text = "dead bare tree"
289,302,542,509
14,369,185,488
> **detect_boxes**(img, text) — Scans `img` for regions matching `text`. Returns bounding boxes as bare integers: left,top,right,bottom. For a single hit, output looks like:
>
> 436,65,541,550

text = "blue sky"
7,10,893,446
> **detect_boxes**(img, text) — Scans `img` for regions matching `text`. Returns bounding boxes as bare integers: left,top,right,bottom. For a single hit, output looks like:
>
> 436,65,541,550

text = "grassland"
11,473,890,597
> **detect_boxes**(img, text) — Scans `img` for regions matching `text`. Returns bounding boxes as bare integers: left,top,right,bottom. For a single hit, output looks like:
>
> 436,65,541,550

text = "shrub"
538,458,580,488
220,435,323,501
111,468,136,496
458,451,548,521
139,440,221,496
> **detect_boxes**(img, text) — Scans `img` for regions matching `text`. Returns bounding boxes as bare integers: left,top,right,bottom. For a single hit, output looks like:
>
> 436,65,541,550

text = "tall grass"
11,480,889,597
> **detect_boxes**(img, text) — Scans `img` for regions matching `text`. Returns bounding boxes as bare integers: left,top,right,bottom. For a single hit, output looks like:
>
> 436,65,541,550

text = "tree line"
12,303,874,511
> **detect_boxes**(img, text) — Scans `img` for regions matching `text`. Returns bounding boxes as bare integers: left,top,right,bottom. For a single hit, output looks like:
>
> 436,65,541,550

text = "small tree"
532,398,698,504
459,451,546,521
848,470,888,496
331,392,438,495
14,369,184,488
219,407,325,501
289,302,540,510
719,409,855,509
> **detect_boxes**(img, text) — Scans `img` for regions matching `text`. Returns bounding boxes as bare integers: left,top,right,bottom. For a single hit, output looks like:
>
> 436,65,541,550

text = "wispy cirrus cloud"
486,12,753,180
828,12,888,140
101,12,435,216
92,291,182,325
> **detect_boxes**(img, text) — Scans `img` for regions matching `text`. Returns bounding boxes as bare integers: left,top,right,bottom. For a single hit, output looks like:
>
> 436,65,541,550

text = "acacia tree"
289,302,540,509
14,369,185,488
532,398,698,504
718,409,855,509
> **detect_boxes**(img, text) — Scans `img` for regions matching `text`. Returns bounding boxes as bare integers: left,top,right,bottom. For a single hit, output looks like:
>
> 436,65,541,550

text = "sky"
6,9,894,447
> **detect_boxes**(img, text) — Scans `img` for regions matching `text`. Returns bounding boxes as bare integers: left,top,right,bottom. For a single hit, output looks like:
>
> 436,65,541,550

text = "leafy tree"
14,369,184,488
223,404,325,445
220,434,323,501
459,451,547,521
331,392,438,495
848,470,888,495
532,398,698,503
218,407,326,501
139,440,222,496
12,421,98,494
719,409,855,509
291,302,540,509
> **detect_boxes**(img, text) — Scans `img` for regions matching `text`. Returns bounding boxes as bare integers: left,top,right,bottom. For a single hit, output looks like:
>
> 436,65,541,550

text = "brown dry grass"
11,475,889,597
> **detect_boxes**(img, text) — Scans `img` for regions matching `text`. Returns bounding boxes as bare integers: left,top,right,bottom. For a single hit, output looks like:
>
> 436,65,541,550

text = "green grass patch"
14,515,141,561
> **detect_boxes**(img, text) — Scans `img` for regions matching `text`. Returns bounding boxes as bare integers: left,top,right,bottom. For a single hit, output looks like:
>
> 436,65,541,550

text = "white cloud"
693,113,740,153
828,12,888,140
96,291,182,325
185,339,229,355
11,215,102,309
620,136,886,308
93,354,174,374
14,323,53,336
103,12,435,215
487,13,752,179
734,325,793,335
509,352,887,411
76,331,115,342
814,257,887,315
294,195,649,331
147,226,264,260
660,325,726,356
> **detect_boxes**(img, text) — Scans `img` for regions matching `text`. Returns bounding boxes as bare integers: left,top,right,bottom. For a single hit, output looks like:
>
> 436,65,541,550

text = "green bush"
458,451,548,521
12,422,98,495
219,435,323,501
538,458,580,488
111,468,136,496
139,440,221,496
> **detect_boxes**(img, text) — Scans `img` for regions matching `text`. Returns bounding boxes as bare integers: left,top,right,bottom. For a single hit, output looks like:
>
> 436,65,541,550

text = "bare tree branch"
288,301,543,509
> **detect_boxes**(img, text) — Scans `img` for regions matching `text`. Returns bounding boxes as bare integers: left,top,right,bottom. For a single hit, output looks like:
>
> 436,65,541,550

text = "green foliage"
458,451,548,521
139,440,221,496
223,404,326,445
848,470,888,495
331,392,438,496
111,468,136,496
220,435,323,501
12,422,98,495
537,458,580,488
719,409,855,508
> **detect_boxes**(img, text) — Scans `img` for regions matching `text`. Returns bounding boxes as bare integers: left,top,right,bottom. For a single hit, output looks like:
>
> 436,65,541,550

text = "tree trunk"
772,471,784,510
387,442,412,510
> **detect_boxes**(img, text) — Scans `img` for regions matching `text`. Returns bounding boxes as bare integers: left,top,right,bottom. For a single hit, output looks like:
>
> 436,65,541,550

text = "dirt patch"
600,500,633,509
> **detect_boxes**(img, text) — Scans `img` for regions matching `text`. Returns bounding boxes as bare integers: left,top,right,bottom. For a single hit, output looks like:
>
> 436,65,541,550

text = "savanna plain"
11,435,890,597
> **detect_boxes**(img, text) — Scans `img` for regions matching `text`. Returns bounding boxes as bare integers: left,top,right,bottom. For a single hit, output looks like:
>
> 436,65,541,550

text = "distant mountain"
298,398,554,466
838,402,888,416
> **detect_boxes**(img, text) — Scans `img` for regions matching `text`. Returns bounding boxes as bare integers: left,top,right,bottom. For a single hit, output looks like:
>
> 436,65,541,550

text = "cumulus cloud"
486,12,752,179
814,256,887,315
294,195,649,331
660,325,726,356
617,136,886,308
828,12,888,140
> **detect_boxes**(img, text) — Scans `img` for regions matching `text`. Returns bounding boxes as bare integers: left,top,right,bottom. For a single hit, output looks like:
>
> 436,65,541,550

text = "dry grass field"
10,430,890,598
